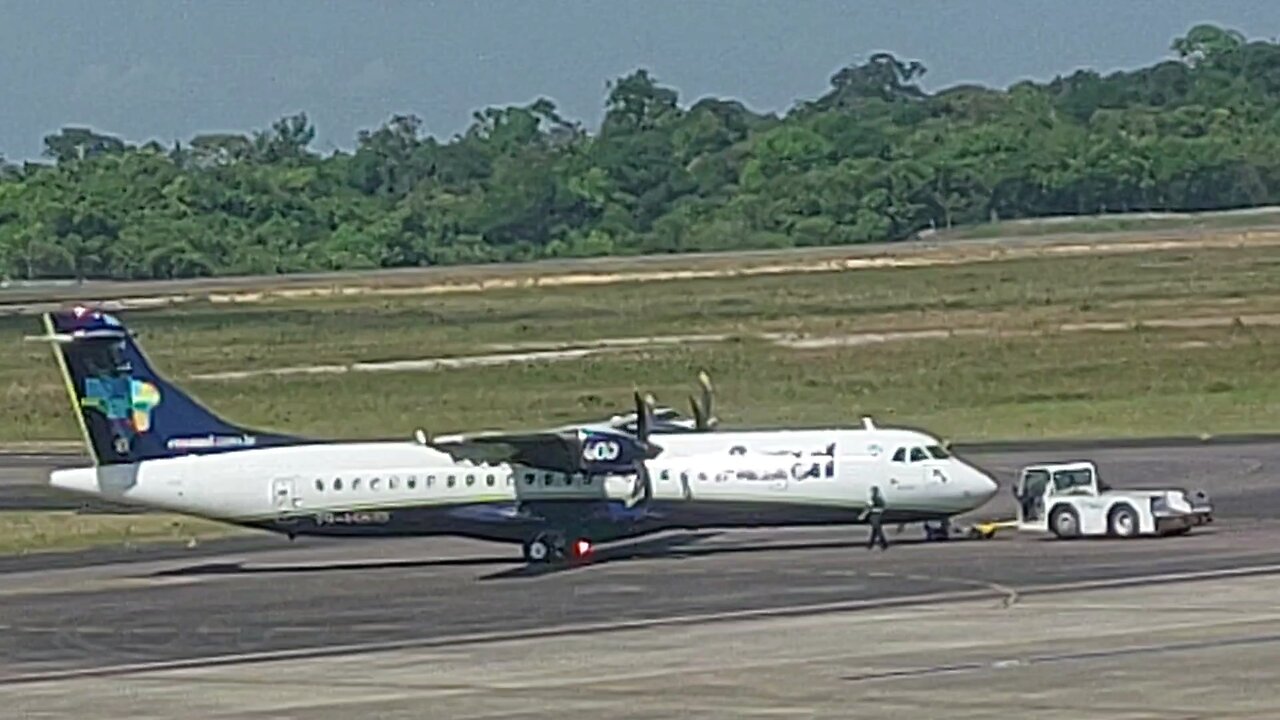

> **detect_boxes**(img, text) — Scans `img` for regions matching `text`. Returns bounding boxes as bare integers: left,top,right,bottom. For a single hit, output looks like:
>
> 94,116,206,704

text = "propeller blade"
630,459,653,507
696,370,716,430
689,393,705,429
633,390,651,442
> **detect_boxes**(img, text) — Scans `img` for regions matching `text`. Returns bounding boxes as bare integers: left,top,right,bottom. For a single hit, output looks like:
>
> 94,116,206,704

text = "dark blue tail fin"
40,307,309,465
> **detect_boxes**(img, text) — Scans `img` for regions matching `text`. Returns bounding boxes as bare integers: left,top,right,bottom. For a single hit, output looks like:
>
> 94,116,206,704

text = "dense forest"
2,24,1279,280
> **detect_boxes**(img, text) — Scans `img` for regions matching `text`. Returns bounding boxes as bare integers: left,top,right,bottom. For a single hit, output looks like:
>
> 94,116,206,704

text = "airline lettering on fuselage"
792,459,835,480
728,442,837,481
726,464,834,482
733,468,791,481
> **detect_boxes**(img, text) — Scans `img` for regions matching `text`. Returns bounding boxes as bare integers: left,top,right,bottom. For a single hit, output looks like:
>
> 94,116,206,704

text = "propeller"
629,389,658,506
688,370,718,431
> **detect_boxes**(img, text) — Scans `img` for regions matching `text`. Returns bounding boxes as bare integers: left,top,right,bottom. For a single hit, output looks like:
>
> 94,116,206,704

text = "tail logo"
81,376,163,432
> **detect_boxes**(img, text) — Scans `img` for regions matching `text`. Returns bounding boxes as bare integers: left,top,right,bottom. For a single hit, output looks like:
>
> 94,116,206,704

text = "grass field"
4,236,1280,444
944,207,1280,240
0,511,253,556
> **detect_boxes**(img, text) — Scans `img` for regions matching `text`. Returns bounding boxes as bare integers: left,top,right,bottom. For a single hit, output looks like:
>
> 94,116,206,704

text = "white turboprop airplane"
35,307,999,564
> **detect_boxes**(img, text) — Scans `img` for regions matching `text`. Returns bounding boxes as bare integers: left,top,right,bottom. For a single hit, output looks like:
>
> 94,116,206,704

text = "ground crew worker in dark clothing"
862,485,888,550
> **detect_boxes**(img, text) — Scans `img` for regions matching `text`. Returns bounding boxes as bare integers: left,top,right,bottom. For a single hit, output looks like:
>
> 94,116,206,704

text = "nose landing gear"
923,519,952,542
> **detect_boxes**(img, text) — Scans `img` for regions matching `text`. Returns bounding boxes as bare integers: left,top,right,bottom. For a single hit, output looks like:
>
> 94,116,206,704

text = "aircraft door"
272,476,300,511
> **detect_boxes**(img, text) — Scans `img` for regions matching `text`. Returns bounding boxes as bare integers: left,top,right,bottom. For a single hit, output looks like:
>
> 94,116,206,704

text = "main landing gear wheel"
523,537,553,563
523,532,593,564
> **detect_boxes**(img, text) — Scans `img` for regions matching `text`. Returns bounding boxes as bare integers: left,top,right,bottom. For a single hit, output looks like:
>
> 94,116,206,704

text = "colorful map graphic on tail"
81,376,162,432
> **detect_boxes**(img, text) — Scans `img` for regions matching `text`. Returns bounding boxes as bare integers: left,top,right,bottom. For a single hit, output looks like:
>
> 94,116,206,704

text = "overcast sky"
1,0,1276,161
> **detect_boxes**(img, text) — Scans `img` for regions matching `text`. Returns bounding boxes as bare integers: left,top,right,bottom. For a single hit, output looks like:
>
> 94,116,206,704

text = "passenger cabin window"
910,447,928,462
315,479,324,492
334,478,343,491
407,476,417,490
389,476,399,490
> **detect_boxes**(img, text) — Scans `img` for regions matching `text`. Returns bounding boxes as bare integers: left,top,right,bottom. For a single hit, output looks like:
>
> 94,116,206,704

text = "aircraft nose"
965,465,999,502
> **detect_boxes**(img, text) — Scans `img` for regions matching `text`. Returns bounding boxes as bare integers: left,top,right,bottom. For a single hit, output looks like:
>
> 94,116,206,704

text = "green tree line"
2,24,1279,280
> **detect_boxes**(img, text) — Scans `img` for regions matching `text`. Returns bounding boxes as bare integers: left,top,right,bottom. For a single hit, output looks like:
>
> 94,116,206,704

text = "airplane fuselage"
50,428,999,546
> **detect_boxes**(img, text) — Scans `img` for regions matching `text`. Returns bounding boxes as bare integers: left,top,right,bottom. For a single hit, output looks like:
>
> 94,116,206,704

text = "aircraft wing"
432,430,584,473
426,390,664,476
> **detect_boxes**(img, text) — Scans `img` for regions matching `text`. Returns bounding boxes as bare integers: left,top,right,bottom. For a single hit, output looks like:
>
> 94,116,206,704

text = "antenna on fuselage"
413,428,430,445
862,416,876,430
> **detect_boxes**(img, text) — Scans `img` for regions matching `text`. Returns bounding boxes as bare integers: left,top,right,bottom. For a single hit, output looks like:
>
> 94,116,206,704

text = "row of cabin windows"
312,471,603,493
315,474,505,492
311,467,840,493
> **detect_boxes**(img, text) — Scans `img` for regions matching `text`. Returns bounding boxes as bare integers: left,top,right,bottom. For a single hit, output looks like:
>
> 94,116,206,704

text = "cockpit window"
926,445,950,459
892,448,906,463
910,447,928,462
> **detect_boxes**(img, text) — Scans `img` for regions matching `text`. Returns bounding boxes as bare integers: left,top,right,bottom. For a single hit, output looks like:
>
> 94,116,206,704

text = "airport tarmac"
5,571,1278,719
1,441,1279,717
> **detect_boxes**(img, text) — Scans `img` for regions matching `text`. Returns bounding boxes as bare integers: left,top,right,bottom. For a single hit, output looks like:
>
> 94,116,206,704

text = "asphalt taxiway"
2,441,1280,718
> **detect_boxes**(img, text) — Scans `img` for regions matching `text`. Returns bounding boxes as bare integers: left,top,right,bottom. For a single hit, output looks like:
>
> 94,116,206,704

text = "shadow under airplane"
475,527,952,580
147,553,516,578
143,526,953,582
